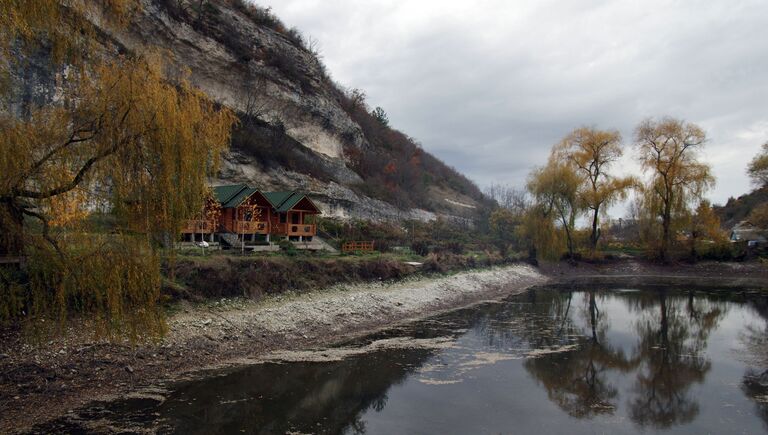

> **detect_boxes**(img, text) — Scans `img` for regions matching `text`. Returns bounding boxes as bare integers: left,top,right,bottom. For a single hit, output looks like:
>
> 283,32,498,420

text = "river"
40,286,768,434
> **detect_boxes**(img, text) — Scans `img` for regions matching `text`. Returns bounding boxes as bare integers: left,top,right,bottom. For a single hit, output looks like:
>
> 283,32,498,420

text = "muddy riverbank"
38,285,768,434
2,259,766,433
542,259,768,289
0,264,546,434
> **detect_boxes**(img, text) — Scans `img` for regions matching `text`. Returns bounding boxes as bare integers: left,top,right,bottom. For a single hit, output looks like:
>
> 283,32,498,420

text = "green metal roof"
213,186,318,212
263,191,296,212
212,184,248,205
222,187,260,208
263,191,319,212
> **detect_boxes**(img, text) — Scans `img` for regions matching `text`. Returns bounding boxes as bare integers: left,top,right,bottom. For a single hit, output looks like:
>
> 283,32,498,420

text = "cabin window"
291,213,300,224
279,213,287,223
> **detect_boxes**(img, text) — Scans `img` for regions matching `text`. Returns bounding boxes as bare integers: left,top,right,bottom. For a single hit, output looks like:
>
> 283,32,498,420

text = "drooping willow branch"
12,109,157,202
20,207,63,257
15,116,105,187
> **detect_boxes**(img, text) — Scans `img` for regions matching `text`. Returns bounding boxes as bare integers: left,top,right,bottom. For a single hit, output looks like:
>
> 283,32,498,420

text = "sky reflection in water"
44,288,768,434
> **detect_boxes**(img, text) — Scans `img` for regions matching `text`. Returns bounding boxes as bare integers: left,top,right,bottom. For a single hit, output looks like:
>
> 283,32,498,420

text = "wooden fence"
342,241,375,253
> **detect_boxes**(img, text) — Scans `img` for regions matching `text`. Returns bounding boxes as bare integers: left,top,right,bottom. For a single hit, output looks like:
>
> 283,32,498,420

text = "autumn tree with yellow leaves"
523,127,635,261
689,200,725,258
553,127,636,252
519,120,717,262
0,1,236,338
634,117,714,262
527,157,582,260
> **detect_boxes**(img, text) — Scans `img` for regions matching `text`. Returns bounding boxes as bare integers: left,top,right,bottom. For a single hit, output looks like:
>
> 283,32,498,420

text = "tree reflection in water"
739,296,768,430
57,348,435,435
523,289,726,429
524,291,634,418
38,288,766,435
470,288,582,353
626,291,724,428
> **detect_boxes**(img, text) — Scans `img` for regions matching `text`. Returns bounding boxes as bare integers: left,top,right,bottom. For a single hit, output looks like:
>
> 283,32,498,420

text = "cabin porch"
271,211,317,241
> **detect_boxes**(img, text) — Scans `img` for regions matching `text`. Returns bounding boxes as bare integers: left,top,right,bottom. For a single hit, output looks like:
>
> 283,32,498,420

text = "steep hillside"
8,0,490,223
715,187,768,228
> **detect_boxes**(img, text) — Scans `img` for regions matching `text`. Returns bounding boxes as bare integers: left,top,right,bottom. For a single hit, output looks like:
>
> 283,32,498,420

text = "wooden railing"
273,223,316,236
182,219,215,234
342,241,375,253
288,224,316,237
235,220,269,234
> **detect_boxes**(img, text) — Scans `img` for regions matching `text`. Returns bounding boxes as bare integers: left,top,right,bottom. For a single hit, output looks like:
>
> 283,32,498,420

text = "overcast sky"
268,0,768,212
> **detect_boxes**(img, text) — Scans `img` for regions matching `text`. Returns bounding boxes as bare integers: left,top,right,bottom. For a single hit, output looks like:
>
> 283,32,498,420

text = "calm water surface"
46,287,768,434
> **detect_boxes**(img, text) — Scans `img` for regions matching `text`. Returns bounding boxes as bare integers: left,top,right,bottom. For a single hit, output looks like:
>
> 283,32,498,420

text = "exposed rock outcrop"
9,0,490,223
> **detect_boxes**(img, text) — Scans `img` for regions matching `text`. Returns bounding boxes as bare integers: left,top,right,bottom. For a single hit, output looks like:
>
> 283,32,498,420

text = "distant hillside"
8,0,491,223
714,187,768,228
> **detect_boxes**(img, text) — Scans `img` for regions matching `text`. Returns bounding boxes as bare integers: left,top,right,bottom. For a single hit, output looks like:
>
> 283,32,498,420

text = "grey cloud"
268,0,768,211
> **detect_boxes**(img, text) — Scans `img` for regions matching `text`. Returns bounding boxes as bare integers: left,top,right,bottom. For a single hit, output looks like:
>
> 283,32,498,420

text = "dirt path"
0,264,547,434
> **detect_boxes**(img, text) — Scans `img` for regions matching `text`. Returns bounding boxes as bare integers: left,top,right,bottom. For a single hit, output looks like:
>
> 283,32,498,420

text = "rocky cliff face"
12,0,490,223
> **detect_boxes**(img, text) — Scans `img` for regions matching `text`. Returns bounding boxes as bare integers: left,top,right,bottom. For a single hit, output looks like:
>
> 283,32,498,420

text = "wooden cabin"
224,186,274,242
181,184,320,245
263,191,321,242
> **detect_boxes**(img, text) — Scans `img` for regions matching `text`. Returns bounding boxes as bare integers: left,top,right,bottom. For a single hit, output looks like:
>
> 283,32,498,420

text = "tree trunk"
563,222,574,260
690,234,698,260
560,209,575,261
661,203,672,262
589,291,598,343
590,206,600,251
659,292,668,345
0,201,25,258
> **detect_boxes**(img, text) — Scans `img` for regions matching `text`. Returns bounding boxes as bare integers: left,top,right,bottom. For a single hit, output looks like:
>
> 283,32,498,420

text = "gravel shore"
1,264,547,434
6,259,764,433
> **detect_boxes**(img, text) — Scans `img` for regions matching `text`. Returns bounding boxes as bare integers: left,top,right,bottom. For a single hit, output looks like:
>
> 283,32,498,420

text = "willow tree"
528,157,582,260
634,117,714,261
517,204,563,263
553,127,636,251
0,1,236,337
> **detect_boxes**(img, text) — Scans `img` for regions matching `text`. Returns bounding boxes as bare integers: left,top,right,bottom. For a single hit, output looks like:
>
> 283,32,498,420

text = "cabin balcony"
182,219,215,234
273,223,316,237
235,220,270,235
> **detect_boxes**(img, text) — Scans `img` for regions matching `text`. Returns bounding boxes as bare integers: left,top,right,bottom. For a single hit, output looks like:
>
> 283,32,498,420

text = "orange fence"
342,241,375,253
